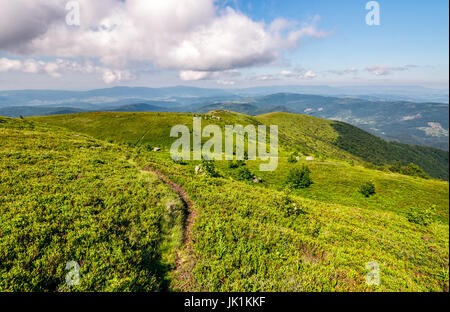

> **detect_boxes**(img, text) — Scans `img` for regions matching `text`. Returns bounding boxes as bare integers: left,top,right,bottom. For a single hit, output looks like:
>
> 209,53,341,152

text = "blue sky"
239,0,448,62
0,0,448,90
235,0,449,85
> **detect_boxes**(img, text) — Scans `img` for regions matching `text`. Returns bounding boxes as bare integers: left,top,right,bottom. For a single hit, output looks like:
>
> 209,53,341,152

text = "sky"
0,0,448,90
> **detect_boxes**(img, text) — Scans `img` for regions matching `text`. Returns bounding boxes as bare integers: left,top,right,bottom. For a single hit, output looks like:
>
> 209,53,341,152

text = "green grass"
0,117,185,291
257,112,449,180
2,112,448,292
140,154,449,292
240,158,449,224
34,111,449,179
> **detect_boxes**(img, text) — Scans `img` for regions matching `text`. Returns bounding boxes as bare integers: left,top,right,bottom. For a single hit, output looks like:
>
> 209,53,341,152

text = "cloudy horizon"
0,0,448,90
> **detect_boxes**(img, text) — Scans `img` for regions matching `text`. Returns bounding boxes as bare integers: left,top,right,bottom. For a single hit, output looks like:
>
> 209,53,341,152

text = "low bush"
201,158,218,177
286,165,313,189
406,205,435,226
288,153,298,164
359,181,376,197
228,160,246,169
236,167,254,181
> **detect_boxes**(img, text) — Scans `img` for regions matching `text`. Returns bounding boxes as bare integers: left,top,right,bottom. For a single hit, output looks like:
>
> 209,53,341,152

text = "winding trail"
142,165,198,291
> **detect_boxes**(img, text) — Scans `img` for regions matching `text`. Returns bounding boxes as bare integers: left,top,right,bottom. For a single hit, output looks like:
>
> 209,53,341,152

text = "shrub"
406,205,435,226
91,159,106,165
236,167,254,181
228,160,245,169
201,158,218,177
172,157,187,165
288,153,298,163
273,191,306,217
359,181,376,197
389,162,429,179
401,163,429,179
286,165,313,189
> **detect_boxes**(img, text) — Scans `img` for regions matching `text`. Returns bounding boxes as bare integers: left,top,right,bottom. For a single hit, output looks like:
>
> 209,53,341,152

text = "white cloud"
0,57,134,83
179,69,241,81
304,70,317,79
216,80,235,86
0,0,329,78
179,70,214,81
327,68,359,75
281,69,317,79
251,74,279,81
366,65,418,76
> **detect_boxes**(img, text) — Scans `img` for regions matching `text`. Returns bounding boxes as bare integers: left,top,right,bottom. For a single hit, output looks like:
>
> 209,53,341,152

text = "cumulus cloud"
327,68,359,75
179,70,214,81
366,65,418,76
281,69,317,79
0,0,329,78
179,69,241,81
0,0,65,51
0,57,134,83
249,74,279,81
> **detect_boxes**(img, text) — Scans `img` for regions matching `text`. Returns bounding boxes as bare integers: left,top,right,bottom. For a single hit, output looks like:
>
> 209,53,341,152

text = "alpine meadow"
1,110,448,291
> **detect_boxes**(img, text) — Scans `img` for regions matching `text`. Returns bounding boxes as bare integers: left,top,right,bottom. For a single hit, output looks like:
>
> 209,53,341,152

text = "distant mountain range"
0,86,448,150
194,93,449,150
231,85,449,103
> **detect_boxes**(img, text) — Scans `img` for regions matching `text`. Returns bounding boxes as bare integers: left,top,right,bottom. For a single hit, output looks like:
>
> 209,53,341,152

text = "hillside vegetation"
256,113,449,180
146,154,449,291
1,112,448,292
35,111,449,180
0,117,185,291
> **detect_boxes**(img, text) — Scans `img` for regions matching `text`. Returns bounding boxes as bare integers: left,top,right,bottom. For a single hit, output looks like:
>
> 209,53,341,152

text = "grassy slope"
230,158,449,224
0,117,185,291
257,113,449,180
33,112,449,221
34,111,449,180
144,153,449,292
27,112,450,291
33,111,357,161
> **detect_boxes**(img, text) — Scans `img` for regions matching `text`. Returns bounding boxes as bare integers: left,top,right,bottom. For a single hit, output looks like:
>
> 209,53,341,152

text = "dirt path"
143,165,198,291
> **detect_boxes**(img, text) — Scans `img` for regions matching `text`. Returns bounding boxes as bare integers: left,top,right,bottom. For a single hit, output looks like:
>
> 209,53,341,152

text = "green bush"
201,158,218,177
406,205,435,226
359,181,376,197
228,160,245,169
172,157,187,165
274,192,306,217
91,159,106,165
236,167,254,181
288,153,298,164
401,163,429,179
389,162,429,179
286,165,313,189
